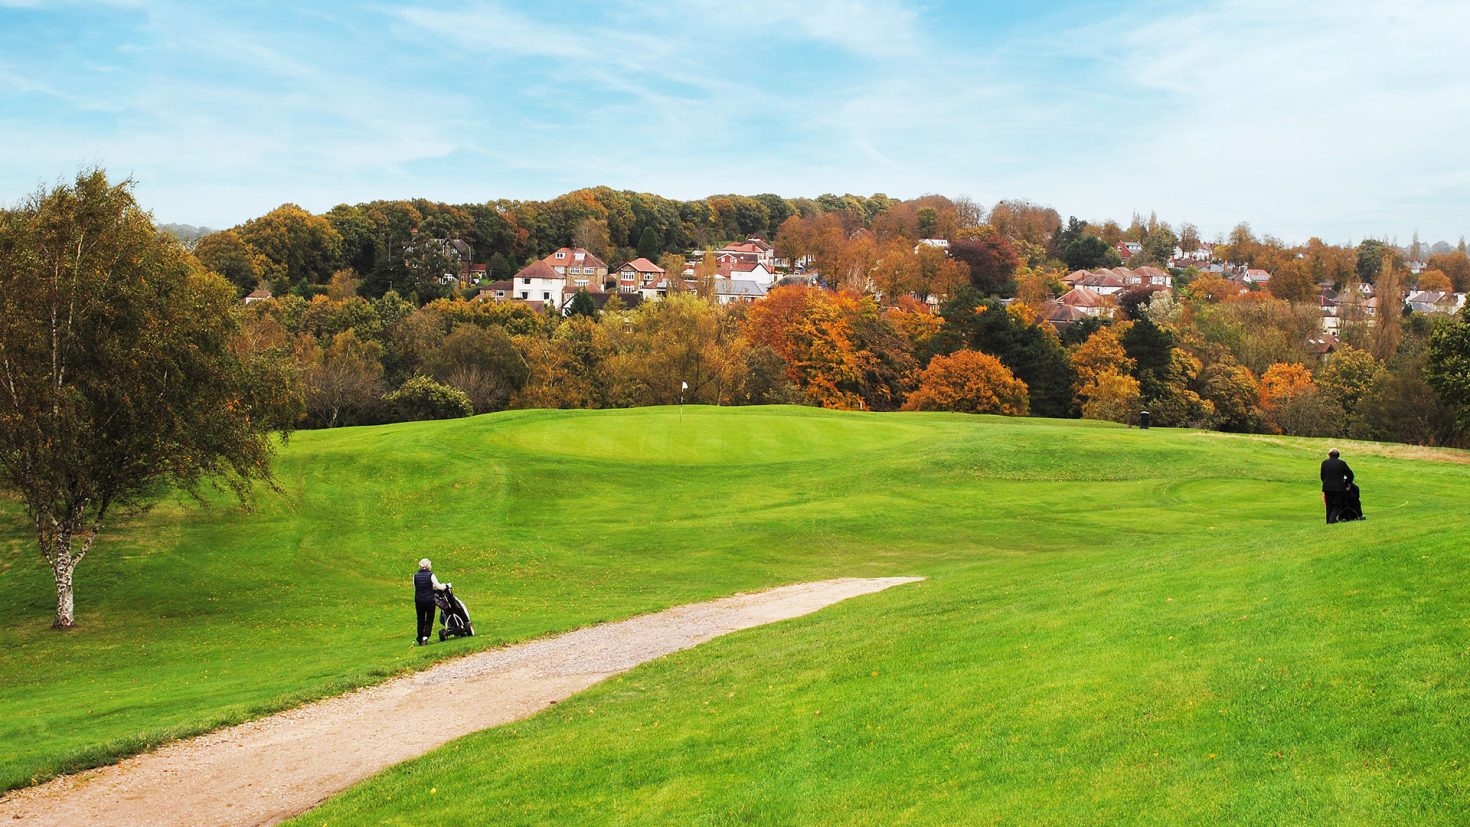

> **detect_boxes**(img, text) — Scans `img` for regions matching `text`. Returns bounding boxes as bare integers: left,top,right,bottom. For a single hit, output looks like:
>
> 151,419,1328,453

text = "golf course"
1,405,1467,823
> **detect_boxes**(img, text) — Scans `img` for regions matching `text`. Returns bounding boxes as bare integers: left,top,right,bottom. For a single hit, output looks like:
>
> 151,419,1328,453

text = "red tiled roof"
513,260,560,280
618,257,665,274
1058,286,1110,307
542,247,608,271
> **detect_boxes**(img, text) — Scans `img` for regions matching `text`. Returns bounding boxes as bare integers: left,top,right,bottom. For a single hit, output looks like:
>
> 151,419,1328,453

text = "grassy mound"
2,407,1467,822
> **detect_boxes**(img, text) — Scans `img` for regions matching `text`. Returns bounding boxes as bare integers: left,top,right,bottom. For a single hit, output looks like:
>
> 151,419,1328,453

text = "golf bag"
433,584,475,641
1339,482,1365,522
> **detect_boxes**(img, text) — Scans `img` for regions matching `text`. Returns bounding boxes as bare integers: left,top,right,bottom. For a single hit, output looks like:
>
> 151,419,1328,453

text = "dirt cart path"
0,577,922,826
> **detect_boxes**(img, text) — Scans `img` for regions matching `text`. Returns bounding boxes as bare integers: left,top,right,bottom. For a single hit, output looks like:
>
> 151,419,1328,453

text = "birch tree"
0,171,292,628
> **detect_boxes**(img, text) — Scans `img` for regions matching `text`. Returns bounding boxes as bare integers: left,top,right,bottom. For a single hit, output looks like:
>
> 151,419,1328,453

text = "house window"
570,267,581,275
522,278,531,285
555,252,566,259
575,279,589,287
543,292,550,300
520,291,528,299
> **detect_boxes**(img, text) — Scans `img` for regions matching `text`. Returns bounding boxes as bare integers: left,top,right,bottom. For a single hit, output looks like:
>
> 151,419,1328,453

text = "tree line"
196,187,1470,449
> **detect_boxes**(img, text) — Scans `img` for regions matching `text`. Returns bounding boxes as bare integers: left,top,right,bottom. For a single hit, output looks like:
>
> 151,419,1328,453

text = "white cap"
418,558,431,569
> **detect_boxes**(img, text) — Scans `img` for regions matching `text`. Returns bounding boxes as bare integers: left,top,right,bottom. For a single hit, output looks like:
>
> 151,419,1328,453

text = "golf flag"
681,381,688,390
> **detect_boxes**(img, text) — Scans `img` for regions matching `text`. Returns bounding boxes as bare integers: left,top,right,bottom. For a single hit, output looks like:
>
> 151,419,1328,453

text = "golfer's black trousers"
1324,490,1346,524
416,601,436,641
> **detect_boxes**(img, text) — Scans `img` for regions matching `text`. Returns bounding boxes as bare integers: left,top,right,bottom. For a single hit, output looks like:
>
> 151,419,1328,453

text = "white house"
510,261,568,308
720,259,777,286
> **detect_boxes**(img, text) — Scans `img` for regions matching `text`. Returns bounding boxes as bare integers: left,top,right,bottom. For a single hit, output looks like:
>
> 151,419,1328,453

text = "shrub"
384,375,473,421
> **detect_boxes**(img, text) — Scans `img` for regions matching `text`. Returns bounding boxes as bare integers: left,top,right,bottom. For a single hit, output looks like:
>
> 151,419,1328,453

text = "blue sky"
2,0,1467,245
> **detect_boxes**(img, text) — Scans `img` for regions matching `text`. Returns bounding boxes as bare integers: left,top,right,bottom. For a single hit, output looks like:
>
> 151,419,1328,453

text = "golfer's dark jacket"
414,569,437,604
1320,458,1353,492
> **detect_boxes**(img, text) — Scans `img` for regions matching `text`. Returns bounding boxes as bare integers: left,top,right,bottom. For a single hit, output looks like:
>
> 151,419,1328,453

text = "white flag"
681,381,689,390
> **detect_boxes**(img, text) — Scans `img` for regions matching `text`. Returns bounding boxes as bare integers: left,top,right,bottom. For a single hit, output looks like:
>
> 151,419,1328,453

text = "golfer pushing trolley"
413,558,475,645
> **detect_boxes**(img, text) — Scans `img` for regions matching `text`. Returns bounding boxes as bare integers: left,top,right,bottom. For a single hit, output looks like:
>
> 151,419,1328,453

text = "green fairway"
2,407,1468,822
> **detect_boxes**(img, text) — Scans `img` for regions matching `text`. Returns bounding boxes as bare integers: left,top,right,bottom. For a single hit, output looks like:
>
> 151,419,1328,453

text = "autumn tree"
1416,269,1453,293
902,350,1029,415
1179,223,1201,253
305,330,386,427
194,229,262,293
423,323,529,413
1268,259,1318,303
987,199,1061,247
1197,359,1262,432
1070,325,1135,390
1258,362,1340,435
949,234,1020,295
601,295,749,407
1078,370,1141,423
1184,274,1245,305
236,203,343,291
936,287,1075,417
1259,362,1315,409
1370,257,1404,362
745,286,913,410
1425,251,1470,291
572,217,611,262
1317,345,1380,416
0,171,295,628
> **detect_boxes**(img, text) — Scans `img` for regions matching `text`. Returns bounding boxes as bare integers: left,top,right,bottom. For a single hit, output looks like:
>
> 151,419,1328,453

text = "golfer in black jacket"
1320,448,1354,524
413,558,448,645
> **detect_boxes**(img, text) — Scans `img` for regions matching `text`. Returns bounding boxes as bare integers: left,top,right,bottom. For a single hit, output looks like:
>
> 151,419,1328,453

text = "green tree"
1426,307,1470,425
0,171,296,628
1355,239,1393,284
1062,235,1122,271
487,252,514,280
636,226,662,260
565,288,598,318
384,375,473,421
1138,225,1179,266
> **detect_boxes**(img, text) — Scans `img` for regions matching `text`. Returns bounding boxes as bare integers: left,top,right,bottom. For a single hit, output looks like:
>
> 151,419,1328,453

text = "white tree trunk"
53,555,77,629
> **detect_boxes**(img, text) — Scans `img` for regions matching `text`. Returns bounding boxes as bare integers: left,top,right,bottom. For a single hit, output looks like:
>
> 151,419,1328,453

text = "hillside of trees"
158,187,1470,448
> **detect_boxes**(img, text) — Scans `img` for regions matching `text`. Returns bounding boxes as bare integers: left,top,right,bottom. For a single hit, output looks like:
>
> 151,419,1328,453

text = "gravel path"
0,576,922,826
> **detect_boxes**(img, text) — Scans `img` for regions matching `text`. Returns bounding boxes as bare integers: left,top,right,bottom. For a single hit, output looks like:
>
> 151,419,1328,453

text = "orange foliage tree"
745,285,914,410
1258,362,1316,408
1417,269,1453,293
901,350,1029,415
1079,370,1142,423
1070,325,1135,389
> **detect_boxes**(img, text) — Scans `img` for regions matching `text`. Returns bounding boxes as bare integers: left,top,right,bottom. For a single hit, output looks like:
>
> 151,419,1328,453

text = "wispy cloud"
2,0,1468,242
